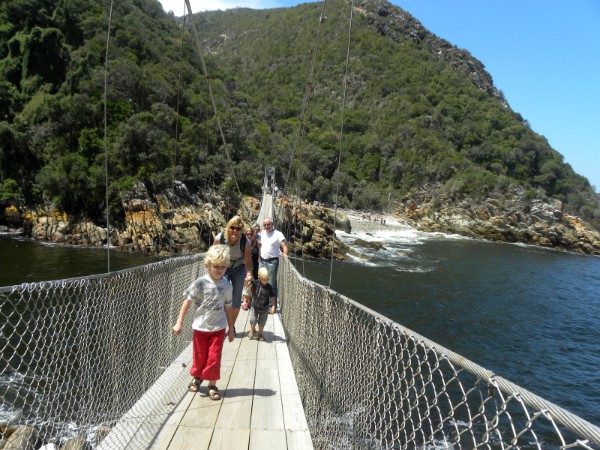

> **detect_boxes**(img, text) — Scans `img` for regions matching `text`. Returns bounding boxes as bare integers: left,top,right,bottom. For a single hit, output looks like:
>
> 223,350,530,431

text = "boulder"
354,238,385,250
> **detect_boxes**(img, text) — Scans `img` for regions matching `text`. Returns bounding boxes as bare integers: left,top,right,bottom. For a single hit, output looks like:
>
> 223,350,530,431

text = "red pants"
190,329,225,381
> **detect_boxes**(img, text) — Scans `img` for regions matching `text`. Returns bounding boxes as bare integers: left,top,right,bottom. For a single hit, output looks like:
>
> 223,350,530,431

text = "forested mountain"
1,0,599,231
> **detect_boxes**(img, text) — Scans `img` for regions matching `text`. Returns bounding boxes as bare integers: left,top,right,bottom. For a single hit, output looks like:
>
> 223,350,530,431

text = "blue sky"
158,0,600,192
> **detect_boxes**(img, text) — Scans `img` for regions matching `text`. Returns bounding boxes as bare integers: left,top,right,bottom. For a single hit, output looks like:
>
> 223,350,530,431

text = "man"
257,216,288,304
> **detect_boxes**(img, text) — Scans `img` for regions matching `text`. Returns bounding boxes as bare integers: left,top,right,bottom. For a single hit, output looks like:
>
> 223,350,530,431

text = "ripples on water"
299,221,600,427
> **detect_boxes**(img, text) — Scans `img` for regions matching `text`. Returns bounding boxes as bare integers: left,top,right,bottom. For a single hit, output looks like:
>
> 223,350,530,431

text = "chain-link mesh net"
2,255,600,449
278,258,600,450
1,255,205,448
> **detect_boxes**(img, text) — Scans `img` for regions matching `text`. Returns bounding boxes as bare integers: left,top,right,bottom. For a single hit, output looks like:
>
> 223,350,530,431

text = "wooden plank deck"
99,309,313,450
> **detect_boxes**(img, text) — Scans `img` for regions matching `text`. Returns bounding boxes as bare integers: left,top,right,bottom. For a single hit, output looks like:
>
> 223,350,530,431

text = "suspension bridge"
2,188,600,449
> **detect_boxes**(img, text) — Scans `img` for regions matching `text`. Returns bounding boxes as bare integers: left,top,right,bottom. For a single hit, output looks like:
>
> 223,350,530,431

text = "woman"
212,216,253,336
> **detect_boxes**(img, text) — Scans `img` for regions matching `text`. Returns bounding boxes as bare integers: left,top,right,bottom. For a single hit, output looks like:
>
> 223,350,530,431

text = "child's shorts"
249,308,269,327
242,285,252,298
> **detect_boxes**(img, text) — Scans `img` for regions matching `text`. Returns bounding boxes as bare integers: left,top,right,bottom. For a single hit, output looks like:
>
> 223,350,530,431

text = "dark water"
2,230,599,429
0,234,157,287
297,225,600,428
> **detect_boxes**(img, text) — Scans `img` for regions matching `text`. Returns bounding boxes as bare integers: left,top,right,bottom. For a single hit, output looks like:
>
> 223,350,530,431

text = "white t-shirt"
183,274,233,331
259,229,286,259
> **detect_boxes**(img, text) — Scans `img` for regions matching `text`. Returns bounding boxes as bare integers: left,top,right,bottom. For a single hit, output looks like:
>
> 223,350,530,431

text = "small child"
173,245,234,400
245,266,276,341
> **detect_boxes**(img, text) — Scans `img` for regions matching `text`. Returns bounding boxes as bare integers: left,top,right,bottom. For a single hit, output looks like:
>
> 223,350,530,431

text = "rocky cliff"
0,181,351,259
395,185,600,255
2,181,599,257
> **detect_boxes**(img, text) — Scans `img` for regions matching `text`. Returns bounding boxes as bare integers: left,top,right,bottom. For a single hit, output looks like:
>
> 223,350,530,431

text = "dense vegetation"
1,0,598,229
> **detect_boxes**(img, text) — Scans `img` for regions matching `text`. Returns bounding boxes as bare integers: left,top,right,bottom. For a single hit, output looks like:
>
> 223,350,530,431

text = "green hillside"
1,0,598,229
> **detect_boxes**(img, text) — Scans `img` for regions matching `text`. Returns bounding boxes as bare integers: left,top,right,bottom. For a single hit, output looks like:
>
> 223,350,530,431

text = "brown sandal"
188,378,202,392
207,385,221,401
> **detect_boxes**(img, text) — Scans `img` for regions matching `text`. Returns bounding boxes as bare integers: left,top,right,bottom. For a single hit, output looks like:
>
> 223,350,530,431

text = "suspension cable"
183,0,242,197
169,4,188,254
284,1,331,278
103,0,114,273
283,0,330,195
329,0,354,288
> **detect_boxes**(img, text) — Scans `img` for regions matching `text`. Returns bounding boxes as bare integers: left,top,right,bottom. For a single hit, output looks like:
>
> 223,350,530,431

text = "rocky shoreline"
393,185,600,256
1,182,599,258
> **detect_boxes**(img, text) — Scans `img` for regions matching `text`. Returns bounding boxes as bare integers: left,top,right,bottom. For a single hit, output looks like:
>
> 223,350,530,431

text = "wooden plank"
286,429,314,450
179,395,222,428
149,423,179,450
251,365,284,431
208,428,250,450
251,395,284,430
214,358,256,430
249,429,287,449
180,354,236,428
165,425,213,450
256,340,278,369
281,398,309,432
253,364,279,389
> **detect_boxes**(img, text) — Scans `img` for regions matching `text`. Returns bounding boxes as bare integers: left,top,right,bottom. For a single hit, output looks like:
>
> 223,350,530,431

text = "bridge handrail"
278,257,600,449
1,254,205,447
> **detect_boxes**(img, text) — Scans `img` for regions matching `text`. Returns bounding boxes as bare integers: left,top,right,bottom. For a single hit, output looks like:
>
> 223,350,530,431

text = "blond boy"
173,245,234,400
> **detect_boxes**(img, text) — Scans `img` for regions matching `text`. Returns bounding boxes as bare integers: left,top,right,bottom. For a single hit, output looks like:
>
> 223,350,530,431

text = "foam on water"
336,221,448,270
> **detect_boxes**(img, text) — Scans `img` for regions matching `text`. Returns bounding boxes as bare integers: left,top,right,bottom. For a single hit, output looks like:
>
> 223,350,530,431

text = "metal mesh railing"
278,258,600,450
2,255,600,449
1,255,205,448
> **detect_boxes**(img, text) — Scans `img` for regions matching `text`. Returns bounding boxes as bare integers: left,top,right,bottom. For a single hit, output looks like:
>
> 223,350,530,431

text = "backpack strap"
220,231,246,252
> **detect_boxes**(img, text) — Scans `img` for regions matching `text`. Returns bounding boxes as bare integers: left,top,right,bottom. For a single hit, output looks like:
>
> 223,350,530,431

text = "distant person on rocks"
257,216,288,305
172,244,234,400
213,216,252,336
245,266,276,341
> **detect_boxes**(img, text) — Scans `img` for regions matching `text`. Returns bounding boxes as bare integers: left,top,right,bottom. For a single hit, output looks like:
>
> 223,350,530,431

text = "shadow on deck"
98,310,313,450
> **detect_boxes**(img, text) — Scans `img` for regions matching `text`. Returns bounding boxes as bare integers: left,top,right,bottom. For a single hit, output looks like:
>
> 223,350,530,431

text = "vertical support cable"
184,0,242,196
285,1,330,278
103,0,114,273
170,5,187,254
329,0,354,288
283,0,330,194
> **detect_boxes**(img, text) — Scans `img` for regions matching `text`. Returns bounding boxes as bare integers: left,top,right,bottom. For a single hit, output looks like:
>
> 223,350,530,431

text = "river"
1,226,599,428
297,219,600,428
